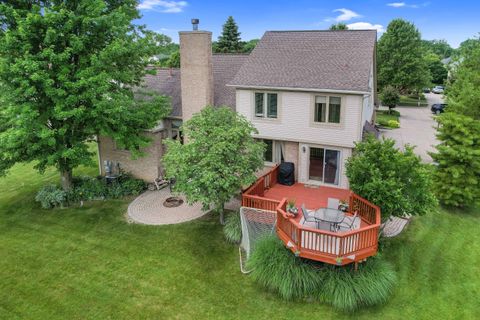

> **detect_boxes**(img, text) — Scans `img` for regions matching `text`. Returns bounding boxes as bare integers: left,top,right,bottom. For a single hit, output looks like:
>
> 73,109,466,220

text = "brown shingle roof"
142,68,182,117
229,30,376,92
212,53,249,109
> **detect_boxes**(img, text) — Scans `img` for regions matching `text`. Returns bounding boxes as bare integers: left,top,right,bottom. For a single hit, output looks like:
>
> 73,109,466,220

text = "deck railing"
242,165,280,212
242,165,381,265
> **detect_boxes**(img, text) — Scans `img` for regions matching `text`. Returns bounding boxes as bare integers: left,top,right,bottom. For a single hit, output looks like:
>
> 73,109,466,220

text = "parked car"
432,86,444,94
431,103,447,114
423,87,431,93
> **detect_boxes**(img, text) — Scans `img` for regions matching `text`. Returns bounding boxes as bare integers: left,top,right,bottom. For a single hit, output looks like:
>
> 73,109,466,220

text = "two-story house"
98,23,377,189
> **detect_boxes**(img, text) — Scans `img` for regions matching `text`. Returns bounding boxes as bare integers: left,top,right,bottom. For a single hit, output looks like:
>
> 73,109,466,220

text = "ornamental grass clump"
223,211,242,243
248,235,398,312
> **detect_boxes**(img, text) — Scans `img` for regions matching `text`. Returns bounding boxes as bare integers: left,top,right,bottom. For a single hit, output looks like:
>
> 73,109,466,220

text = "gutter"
226,84,371,96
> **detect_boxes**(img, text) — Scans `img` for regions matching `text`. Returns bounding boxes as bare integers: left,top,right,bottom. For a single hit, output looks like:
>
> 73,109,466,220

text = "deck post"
354,262,359,271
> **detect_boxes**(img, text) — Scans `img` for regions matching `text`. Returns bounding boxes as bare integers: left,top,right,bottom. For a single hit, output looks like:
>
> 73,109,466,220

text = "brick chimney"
179,19,213,123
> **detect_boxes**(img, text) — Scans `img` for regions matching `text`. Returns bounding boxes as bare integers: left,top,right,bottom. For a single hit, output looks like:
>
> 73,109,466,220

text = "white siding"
236,89,363,148
361,65,375,126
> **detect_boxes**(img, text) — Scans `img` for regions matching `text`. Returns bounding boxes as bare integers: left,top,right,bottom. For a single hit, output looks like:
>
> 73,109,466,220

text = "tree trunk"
60,168,73,191
218,203,225,225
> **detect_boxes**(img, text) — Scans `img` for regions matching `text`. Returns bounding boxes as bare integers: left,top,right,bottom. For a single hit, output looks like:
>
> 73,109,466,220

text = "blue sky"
137,0,480,48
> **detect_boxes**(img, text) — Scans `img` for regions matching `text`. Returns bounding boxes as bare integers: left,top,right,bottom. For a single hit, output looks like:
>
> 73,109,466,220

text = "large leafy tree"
162,107,264,224
421,39,454,59
380,85,400,113
377,19,430,92
346,136,437,220
0,1,171,190
430,114,480,207
329,23,348,30
216,16,242,53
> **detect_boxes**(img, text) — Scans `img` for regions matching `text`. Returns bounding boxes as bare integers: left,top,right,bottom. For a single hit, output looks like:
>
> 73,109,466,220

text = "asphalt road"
381,93,444,163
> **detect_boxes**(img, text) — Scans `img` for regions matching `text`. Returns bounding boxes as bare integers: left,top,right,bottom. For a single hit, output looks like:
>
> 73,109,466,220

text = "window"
309,147,340,185
258,139,285,164
169,120,183,144
255,92,278,118
314,96,341,124
263,139,273,162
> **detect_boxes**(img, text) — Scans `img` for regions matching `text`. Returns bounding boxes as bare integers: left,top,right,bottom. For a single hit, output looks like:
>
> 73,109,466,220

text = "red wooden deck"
242,165,381,266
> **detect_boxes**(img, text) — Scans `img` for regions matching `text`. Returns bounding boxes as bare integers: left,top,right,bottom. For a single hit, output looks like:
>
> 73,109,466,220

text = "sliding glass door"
308,147,340,185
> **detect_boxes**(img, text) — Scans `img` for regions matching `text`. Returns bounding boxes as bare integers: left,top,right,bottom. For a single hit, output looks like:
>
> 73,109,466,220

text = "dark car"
431,103,447,115
423,87,431,93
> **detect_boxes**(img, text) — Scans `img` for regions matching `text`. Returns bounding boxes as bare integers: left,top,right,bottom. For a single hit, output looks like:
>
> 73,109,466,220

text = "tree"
377,19,430,93
329,23,348,30
216,16,242,53
166,50,180,68
446,45,480,120
241,39,259,53
421,39,454,59
162,107,264,224
346,136,437,220
430,113,480,207
426,55,448,85
0,1,171,190
380,86,400,113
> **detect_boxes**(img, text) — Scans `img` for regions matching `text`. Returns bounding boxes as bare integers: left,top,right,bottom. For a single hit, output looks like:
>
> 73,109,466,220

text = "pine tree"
216,16,242,53
0,1,171,190
377,19,430,93
430,114,480,207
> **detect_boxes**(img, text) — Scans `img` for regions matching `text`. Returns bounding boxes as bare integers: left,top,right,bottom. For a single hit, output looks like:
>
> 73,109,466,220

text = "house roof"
142,68,182,117
212,53,249,109
229,30,377,93
142,54,248,117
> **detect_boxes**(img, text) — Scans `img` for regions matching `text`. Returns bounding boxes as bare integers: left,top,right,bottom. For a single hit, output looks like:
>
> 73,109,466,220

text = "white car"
432,86,444,94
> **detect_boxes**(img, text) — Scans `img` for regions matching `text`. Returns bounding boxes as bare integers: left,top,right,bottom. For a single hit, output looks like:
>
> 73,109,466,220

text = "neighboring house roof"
143,68,182,117
142,54,248,117
212,54,249,109
229,30,377,93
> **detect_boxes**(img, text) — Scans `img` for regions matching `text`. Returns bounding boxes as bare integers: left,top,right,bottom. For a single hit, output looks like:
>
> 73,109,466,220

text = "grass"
398,95,428,107
376,110,400,128
1,159,479,319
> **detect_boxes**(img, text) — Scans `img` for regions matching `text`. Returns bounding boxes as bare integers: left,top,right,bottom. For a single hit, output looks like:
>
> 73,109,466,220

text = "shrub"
346,136,437,220
69,176,108,202
248,235,398,312
248,235,323,300
387,120,400,128
223,211,242,243
35,185,67,209
380,86,400,113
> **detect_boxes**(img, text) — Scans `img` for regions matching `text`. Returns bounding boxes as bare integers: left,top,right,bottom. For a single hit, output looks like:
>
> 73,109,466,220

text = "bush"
35,185,67,209
387,120,400,128
223,211,242,243
248,235,398,312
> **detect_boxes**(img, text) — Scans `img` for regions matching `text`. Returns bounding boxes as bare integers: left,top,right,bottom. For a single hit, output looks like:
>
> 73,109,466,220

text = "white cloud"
138,0,187,13
347,22,385,33
387,2,406,7
332,8,361,22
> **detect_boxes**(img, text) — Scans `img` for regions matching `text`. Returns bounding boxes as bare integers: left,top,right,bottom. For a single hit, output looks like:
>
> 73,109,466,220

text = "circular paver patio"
127,189,206,225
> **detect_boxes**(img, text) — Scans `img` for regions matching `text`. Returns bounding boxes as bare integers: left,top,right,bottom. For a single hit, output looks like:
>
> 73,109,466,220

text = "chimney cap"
191,18,199,31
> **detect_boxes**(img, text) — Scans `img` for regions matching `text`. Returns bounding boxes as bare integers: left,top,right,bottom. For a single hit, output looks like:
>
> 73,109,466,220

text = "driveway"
381,93,443,163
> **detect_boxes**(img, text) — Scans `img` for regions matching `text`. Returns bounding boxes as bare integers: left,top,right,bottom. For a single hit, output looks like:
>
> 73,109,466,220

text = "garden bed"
376,110,400,128
398,95,428,107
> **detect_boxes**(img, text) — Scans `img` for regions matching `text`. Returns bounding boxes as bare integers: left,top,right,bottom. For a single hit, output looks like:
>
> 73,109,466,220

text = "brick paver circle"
128,189,206,225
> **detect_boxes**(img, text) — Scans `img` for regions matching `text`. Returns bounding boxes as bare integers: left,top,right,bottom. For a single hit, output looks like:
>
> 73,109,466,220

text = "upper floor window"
314,96,341,124
255,92,278,118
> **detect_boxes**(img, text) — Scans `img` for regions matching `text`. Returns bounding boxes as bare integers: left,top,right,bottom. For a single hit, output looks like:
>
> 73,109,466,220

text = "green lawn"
398,95,428,107
376,110,400,128
0,161,479,319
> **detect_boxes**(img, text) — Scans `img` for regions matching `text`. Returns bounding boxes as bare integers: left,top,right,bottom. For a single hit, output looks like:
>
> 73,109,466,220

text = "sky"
137,0,480,48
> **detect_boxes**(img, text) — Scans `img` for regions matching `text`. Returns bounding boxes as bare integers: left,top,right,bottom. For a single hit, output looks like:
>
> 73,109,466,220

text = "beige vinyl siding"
236,89,363,148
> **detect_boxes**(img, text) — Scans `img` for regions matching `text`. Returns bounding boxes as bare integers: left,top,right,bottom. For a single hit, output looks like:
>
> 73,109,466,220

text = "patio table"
314,208,345,231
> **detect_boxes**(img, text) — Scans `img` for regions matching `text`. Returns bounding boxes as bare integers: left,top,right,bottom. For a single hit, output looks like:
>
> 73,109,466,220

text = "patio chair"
301,204,317,225
327,198,340,210
337,211,359,231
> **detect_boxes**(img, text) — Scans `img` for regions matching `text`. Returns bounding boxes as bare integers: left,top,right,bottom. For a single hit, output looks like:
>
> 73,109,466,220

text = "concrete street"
381,93,444,163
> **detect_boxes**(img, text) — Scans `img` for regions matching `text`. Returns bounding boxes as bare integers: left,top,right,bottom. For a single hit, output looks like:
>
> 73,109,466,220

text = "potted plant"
286,199,298,215
338,199,349,212
335,257,343,266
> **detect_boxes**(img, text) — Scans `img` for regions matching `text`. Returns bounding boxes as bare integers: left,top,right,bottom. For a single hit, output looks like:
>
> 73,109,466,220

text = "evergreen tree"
329,23,348,30
0,1,171,190
216,16,242,53
430,114,480,207
377,19,430,93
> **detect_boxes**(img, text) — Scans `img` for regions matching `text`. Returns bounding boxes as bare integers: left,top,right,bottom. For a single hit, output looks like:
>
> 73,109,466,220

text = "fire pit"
163,196,184,208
